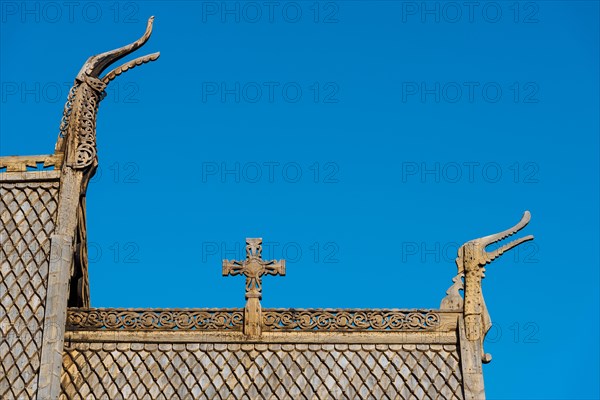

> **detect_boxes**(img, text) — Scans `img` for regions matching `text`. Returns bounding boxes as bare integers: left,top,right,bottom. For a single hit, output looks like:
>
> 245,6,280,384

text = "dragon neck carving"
443,211,534,363
55,16,160,173
52,17,159,307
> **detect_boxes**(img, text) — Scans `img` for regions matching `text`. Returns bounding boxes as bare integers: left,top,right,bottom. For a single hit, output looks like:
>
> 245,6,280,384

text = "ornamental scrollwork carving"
263,309,440,331
66,308,244,331
65,308,443,332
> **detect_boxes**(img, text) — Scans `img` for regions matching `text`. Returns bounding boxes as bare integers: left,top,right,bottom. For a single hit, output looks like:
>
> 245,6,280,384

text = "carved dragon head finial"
453,211,534,364
57,17,159,171
457,211,534,275
53,17,160,308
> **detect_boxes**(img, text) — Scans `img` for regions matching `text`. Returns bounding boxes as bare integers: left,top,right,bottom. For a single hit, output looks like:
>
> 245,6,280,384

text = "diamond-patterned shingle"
1,180,59,399
61,342,463,399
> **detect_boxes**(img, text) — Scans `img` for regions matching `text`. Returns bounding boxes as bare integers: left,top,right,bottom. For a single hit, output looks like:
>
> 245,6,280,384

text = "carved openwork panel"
263,309,441,332
0,180,59,399
65,308,444,333
61,342,463,399
67,308,244,331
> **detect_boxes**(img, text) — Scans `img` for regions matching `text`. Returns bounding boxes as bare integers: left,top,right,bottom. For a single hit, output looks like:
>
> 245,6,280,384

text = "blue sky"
1,1,599,398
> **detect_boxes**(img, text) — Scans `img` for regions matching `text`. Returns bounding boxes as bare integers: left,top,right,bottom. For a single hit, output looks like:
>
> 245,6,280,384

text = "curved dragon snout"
456,211,535,272
77,16,158,81
478,210,534,265
479,210,531,247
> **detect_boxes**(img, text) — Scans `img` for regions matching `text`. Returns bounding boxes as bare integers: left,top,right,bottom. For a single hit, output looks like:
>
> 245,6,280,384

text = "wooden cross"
222,238,285,337
222,238,286,300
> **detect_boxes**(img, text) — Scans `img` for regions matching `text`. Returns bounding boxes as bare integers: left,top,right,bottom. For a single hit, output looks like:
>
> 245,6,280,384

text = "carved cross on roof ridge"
222,238,286,300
